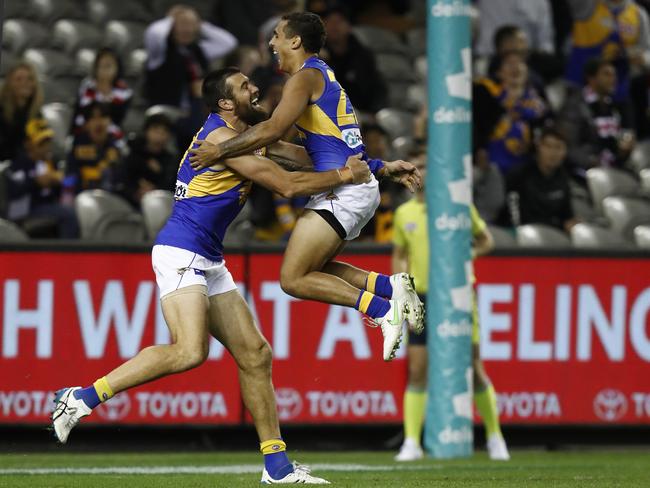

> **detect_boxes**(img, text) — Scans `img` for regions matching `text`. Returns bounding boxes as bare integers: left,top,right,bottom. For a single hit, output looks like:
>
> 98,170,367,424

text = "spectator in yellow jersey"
392,150,510,462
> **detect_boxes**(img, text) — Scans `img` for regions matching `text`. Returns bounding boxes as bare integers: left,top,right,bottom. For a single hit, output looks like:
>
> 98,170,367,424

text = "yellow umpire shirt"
393,200,487,294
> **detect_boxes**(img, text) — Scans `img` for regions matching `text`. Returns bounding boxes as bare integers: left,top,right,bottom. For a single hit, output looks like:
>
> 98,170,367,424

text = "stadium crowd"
1,0,650,247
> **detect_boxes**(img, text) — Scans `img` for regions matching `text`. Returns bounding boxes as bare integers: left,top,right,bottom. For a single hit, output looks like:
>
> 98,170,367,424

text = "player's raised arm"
189,70,315,168
206,127,369,198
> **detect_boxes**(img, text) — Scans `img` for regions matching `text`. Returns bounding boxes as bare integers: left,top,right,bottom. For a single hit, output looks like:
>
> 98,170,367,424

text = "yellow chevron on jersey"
295,56,365,172
572,1,640,48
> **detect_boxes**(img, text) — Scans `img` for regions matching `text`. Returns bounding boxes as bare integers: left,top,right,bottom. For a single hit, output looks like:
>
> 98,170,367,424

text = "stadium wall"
0,243,649,427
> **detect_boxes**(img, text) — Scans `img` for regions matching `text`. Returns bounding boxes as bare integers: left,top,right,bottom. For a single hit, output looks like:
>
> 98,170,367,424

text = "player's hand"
345,153,371,184
383,160,422,193
189,139,222,170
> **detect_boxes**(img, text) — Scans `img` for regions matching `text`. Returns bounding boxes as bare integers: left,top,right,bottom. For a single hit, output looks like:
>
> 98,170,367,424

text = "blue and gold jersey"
155,113,254,261
295,57,365,172
567,1,641,97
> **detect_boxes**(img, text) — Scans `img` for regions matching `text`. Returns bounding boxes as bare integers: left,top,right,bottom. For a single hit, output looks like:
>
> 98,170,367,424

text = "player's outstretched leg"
52,286,210,443
322,261,425,333
280,211,406,361
207,289,329,484
473,343,509,461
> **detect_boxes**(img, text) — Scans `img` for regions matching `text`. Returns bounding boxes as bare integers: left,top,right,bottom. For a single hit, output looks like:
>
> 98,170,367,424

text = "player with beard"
50,67,373,484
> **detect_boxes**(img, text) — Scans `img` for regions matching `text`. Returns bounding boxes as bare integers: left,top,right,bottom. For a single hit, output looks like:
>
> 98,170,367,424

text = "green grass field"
1,450,649,487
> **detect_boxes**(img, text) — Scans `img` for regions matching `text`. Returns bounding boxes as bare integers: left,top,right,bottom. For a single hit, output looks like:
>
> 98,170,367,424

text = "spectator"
321,7,388,116
64,102,124,196
475,0,555,57
559,58,635,175
476,51,549,175
473,148,506,224
5,119,78,238
223,45,263,77
565,0,650,99
72,48,132,137
503,126,578,232
123,114,178,207
0,62,43,161
144,4,238,108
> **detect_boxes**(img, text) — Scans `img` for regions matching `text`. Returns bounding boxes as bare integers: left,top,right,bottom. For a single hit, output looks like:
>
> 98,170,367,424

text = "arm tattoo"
268,155,313,172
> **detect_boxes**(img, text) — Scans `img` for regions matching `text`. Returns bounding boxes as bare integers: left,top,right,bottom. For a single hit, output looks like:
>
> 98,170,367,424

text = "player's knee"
279,272,301,298
176,343,209,371
408,364,427,389
239,341,273,373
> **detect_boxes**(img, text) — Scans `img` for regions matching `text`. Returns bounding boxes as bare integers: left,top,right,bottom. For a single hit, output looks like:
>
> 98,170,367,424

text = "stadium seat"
415,55,427,81
87,0,154,25
570,222,631,249
516,224,572,248
0,51,17,76
640,168,650,194
121,107,146,136
23,48,76,78
2,19,50,54
586,167,640,213
387,80,415,108
145,105,185,124
602,196,650,240
53,19,104,54
391,136,414,160
125,49,148,79
406,83,426,111
75,48,97,77
488,225,517,249
104,21,147,54
545,79,568,113
0,218,29,242
0,161,10,219
75,189,146,242
376,108,415,140
352,25,408,55
29,0,87,23
42,102,72,160
406,28,426,57
5,1,33,20
141,190,174,240
375,54,416,82
629,139,650,173
41,76,80,105
633,225,650,249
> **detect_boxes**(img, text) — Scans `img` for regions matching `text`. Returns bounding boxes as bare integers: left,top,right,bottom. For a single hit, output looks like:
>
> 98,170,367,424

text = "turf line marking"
0,463,440,475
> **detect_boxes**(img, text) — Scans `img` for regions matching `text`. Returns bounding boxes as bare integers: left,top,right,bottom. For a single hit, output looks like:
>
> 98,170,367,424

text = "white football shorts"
152,245,237,298
304,174,380,240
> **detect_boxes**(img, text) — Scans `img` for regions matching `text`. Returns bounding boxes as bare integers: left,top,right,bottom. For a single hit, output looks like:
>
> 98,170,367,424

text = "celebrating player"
51,67,377,484
189,12,425,362
392,150,510,462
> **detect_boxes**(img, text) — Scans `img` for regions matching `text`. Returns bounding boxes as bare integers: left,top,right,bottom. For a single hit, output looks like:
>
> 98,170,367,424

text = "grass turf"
0,450,649,487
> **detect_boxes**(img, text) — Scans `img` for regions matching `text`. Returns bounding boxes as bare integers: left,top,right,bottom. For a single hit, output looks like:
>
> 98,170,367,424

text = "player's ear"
291,34,302,50
217,98,234,111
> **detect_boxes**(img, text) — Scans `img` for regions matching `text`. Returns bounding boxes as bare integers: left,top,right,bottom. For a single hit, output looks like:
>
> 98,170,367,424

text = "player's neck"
289,52,318,74
220,112,248,133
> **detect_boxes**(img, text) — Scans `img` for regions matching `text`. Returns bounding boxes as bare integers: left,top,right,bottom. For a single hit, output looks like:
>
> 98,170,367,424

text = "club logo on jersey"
342,128,363,149
174,181,188,200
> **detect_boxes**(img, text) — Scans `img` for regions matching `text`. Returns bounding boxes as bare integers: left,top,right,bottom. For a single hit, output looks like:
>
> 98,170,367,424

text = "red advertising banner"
1,250,649,425
0,252,245,425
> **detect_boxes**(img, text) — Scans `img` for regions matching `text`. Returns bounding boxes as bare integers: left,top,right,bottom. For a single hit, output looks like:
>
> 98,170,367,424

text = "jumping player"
189,12,425,361
51,67,375,484
392,150,510,462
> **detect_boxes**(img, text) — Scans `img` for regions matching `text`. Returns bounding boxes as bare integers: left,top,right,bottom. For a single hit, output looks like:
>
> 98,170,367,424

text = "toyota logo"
593,389,627,422
275,388,302,421
95,393,131,421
